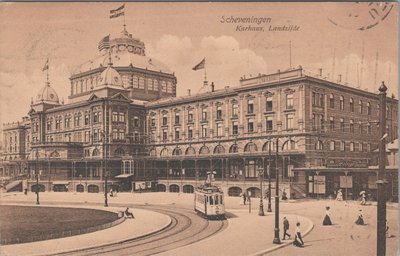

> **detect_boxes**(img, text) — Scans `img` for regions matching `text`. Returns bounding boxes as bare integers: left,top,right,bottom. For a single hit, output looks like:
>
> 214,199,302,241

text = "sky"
0,2,398,126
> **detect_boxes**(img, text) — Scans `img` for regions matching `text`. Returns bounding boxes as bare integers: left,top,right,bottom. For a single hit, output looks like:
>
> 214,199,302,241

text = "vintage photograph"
0,2,398,256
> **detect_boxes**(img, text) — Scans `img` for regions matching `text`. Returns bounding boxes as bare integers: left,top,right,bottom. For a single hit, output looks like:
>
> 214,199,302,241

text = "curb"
40,212,173,256
250,215,314,256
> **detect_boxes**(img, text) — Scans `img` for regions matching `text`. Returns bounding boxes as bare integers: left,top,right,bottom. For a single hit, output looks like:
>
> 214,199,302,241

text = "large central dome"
72,28,172,75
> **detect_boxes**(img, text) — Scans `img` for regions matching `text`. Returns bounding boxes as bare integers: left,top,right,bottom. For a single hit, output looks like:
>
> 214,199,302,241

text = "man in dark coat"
283,216,291,240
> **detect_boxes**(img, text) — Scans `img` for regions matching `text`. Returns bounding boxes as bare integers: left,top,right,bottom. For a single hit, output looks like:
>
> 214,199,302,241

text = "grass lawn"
0,205,118,244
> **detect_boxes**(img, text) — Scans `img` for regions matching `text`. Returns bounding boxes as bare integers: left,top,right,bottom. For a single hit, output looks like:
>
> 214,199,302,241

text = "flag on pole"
42,59,49,71
192,58,205,71
110,4,125,19
98,35,110,51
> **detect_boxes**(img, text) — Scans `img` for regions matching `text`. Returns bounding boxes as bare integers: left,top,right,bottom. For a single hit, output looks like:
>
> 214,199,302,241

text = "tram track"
49,205,227,256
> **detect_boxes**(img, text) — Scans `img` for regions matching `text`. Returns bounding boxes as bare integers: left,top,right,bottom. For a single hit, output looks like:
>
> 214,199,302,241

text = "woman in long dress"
293,222,304,247
336,189,343,201
323,206,332,225
355,209,364,225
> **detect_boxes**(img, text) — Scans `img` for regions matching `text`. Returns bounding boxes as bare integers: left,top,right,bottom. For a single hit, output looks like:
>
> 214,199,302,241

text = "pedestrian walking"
242,192,247,205
355,209,364,225
293,222,304,247
281,189,288,200
360,192,367,205
323,206,333,225
336,189,343,201
282,217,291,240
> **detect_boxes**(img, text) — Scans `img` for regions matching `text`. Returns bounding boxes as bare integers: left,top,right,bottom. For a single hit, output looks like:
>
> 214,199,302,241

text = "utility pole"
377,81,388,256
267,141,272,212
273,137,281,244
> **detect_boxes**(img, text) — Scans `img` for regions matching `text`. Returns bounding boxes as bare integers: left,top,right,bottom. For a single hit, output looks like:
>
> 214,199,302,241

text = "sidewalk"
0,204,171,256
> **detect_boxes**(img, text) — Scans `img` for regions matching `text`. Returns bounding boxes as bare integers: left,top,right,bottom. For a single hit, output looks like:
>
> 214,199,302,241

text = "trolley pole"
258,168,265,216
273,137,281,244
377,82,388,256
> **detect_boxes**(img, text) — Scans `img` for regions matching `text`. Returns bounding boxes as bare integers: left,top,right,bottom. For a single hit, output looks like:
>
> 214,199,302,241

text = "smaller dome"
98,64,123,87
35,82,60,104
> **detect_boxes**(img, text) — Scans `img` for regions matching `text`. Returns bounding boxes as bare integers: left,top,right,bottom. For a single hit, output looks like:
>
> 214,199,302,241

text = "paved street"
0,191,397,256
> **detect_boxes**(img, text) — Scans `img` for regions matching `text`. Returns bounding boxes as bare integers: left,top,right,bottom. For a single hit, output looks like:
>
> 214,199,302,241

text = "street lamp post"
273,137,281,244
104,171,109,207
377,82,388,256
258,167,265,216
35,169,40,205
268,141,272,212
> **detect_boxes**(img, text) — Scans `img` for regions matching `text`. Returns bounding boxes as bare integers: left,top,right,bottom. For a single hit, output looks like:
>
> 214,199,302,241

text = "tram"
194,183,225,220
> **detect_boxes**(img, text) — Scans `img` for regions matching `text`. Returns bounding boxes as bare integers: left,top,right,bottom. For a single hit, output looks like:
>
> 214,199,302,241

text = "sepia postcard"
0,2,398,256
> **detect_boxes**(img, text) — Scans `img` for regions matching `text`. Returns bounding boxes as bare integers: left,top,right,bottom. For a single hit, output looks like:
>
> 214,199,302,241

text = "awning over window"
115,174,134,178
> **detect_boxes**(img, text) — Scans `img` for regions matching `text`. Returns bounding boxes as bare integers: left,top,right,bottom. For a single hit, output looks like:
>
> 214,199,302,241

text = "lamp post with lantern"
258,167,265,216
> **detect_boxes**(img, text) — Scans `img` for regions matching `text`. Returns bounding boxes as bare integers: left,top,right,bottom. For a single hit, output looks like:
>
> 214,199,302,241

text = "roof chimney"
337,74,342,83
319,68,322,76
187,89,191,96
211,82,215,92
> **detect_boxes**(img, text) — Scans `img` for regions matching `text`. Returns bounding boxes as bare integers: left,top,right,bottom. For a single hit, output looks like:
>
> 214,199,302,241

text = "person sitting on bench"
125,207,134,218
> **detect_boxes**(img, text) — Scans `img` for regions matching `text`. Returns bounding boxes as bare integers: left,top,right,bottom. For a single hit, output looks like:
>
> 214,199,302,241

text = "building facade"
1,28,398,199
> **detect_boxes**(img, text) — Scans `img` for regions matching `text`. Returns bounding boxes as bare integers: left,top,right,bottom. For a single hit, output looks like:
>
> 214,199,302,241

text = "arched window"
262,141,275,151
199,146,210,155
214,145,225,154
229,144,238,153
282,140,296,151
315,140,324,150
92,148,100,157
114,148,125,156
149,148,157,156
185,146,196,155
349,142,355,152
160,148,169,156
172,147,182,156
244,142,257,153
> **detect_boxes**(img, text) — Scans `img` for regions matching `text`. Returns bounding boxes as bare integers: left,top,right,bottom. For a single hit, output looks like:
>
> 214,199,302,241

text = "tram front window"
220,195,223,204
209,196,214,205
215,195,219,205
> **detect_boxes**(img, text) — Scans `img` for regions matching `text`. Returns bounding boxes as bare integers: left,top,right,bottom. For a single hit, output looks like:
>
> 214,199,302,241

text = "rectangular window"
312,92,316,106
133,117,140,127
247,100,254,114
232,104,238,117
119,113,125,122
359,143,363,152
202,109,207,120
175,128,180,140
312,114,316,130
162,114,168,125
329,95,334,108
201,125,208,138
286,114,294,129
330,141,335,151
188,110,193,122
217,123,223,137
340,141,345,151
175,113,180,124
340,119,345,132
248,119,254,133
286,94,294,109
266,97,273,112
266,116,273,131
216,107,222,119
330,117,335,131
232,121,238,135
151,117,155,127
188,126,193,139
162,130,168,141
350,120,354,133
85,114,90,125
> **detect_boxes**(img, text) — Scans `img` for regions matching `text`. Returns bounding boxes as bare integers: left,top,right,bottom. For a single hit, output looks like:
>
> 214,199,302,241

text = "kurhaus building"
1,27,398,200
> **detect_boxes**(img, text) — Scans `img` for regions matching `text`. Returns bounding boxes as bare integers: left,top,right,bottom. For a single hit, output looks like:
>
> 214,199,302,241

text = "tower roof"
35,82,60,105
97,62,123,88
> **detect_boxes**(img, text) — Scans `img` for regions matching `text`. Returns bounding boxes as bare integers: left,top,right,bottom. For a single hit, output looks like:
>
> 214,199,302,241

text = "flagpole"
46,59,49,84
